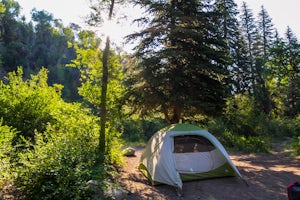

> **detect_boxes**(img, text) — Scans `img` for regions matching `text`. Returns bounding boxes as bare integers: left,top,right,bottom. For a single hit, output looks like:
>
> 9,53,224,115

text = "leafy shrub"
223,94,268,136
292,136,300,155
205,117,227,136
222,94,300,138
14,102,100,199
204,94,300,153
0,68,59,139
217,130,270,153
240,135,270,153
290,114,300,154
0,67,123,199
120,118,167,143
105,124,124,167
0,121,18,187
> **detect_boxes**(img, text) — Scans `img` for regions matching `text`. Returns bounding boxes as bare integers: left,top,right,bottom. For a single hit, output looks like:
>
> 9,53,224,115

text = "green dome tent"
139,124,242,189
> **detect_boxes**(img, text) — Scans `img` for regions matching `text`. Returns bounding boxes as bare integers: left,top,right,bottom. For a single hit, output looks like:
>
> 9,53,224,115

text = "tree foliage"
0,0,79,101
125,0,231,123
0,1,300,199
268,28,300,117
68,28,125,158
239,1,257,92
251,5,275,115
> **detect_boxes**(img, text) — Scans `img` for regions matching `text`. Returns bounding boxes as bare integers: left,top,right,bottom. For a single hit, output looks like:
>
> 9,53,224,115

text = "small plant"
292,136,300,155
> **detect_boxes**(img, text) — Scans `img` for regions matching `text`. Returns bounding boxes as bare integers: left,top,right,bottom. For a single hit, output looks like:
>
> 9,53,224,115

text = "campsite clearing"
118,147,300,200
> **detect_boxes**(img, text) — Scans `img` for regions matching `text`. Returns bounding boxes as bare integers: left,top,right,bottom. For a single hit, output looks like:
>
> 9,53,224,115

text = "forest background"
0,0,300,199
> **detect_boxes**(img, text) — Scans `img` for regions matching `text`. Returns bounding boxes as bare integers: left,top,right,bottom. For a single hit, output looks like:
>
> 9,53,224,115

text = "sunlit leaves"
69,30,125,118
0,66,103,198
0,67,61,138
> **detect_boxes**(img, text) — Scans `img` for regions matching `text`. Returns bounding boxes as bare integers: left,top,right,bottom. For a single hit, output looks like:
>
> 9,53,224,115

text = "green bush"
223,94,270,136
0,67,59,139
0,121,18,187
120,118,167,143
217,130,270,153
204,116,271,153
292,136,300,155
205,117,227,136
105,124,124,167
0,67,123,199
291,116,300,154
14,102,100,199
222,94,300,137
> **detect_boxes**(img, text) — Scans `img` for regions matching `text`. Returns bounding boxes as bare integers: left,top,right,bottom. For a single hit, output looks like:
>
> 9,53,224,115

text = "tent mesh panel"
174,135,215,153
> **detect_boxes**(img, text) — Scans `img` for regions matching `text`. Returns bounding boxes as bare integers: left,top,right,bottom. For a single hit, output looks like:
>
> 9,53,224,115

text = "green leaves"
0,68,59,139
69,30,125,119
15,115,99,199
125,0,231,123
0,121,18,185
0,67,104,199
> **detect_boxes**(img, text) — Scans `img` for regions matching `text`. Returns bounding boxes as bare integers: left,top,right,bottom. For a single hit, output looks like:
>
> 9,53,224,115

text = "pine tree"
214,0,247,94
231,30,253,94
31,9,57,69
126,0,231,123
240,2,256,67
284,27,300,117
256,5,275,58
239,2,258,95
252,5,276,114
214,0,239,44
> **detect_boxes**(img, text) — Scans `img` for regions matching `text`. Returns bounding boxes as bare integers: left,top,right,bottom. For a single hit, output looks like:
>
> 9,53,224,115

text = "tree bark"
99,36,109,158
99,0,115,162
170,105,181,124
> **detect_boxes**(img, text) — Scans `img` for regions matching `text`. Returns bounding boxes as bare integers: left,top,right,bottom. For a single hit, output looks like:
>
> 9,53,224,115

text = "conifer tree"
214,0,246,94
256,5,275,58
283,28,300,117
252,5,276,114
214,0,239,45
126,0,231,123
239,1,256,93
231,30,253,94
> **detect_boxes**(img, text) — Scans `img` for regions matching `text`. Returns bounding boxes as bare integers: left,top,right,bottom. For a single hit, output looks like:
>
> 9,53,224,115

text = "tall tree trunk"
99,36,109,158
99,0,115,162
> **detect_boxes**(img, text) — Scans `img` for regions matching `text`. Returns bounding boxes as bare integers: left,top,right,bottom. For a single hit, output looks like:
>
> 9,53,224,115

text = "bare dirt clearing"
118,147,300,200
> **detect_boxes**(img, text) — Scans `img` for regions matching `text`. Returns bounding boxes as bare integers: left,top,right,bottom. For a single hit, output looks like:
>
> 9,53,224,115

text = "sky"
16,0,300,50
235,0,299,37
16,0,142,50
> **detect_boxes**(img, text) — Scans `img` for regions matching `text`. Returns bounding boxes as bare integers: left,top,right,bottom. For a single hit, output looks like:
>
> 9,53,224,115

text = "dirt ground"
118,147,300,200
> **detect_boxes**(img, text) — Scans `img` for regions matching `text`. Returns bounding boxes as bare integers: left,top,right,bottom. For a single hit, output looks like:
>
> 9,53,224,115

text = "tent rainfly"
139,123,243,190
